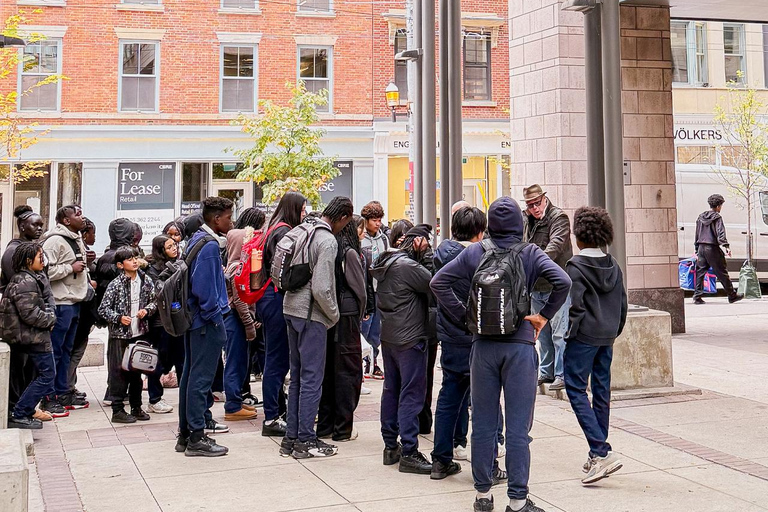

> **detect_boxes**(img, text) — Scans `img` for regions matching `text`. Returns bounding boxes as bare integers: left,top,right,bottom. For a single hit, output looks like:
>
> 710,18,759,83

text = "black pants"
694,244,734,299
242,331,265,395
418,340,439,434
68,302,97,393
8,345,36,413
107,336,144,413
147,327,185,404
318,315,363,440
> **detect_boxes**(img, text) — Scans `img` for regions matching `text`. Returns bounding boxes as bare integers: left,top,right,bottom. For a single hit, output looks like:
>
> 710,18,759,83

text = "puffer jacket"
98,271,157,340
433,239,473,346
695,210,729,250
0,270,56,352
523,201,573,292
370,250,432,350
94,218,136,297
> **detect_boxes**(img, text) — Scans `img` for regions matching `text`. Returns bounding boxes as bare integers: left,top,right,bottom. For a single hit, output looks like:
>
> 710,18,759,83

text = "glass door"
210,182,253,222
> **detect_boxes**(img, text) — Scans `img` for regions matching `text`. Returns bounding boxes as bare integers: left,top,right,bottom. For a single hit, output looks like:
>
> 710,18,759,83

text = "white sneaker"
360,384,372,395
212,391,225,402
148,399,174,414
454,445,468,460
338,427,359,442
497,442,506,459
582,452,623,484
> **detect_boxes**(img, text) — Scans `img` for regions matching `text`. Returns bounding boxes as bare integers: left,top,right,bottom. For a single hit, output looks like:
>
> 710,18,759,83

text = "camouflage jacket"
98,271,157,340
0,270,56,352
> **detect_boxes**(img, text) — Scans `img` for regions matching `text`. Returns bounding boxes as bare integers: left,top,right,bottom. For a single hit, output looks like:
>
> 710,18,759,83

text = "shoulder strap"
480,238,498,252
185,235,217,265
508,241,529,256
47,234,83,261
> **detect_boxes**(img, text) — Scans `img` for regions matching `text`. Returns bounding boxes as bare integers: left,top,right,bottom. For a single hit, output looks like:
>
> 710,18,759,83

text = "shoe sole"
399,465,432,475
225,415,258,421
149,409,173,414
430,467,461,480
64,403,89,410
46,412,69,418
112,419,137,424
205,429,230,434
261,429,286,437
582,461,623,484
9,423,44,430
175,445,187,453
184,449,228,457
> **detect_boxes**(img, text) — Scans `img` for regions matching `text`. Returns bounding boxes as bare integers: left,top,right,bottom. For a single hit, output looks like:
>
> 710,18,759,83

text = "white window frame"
220,44,258,113
297,45,333,113
671,20,708,86
118,40,160,113
17,38,62,112
221,0,258,9
723,23,747,85
297,0,333,15
121,0,161,4
463,31,492,101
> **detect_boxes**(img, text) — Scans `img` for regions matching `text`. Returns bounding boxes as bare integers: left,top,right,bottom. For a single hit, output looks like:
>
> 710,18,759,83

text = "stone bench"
79,336,105,368
0,429,29,512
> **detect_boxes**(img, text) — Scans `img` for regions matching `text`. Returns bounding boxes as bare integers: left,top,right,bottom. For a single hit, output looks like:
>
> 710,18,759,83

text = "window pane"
123,43,139,74
223,47,239,77
299,48,315,77
124,0,160,3
725,56,744,83
300,0,330,11
14,165,51,234
20,76,57,111
139,44,156,75
122,76,139,110
670,22,688,83
137,76,156,110
314,49,327,77
182,163,208,202
23,44,41,74
676,146,715,165
222,79,254,112
222,0,256,6
36,82,57,110
239,47,254,77
304,79,329,111
724,26,742,55
212,162,245,180
40,42,58,73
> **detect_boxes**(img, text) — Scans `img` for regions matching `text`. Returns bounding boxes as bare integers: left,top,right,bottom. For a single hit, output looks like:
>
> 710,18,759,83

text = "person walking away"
98,246,156,424
176,197,234,456
693,194,743,304
371,223,435,475
431,197,571,512
1,242,58,429
563,207,627,484
258,192,307,437
43,205,91,412
360,201,389,380
522,185,573,391
318,218,368,442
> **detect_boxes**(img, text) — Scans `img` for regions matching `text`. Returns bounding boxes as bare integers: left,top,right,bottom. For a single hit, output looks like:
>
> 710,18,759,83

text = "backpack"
270,222,331,293
233,222,289,304
466,239,530,336
155,235,215,337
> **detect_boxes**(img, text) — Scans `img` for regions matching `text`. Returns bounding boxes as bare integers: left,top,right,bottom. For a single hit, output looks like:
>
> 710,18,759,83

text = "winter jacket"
283,221,340,329
565,251,628,346
431,197,572,345
695,210,729,250
371,250,433,349
0,270,56,352
523,201,573,292
146,258,176,329
43,224,90,305
94,218,137,298
98,271,157,340
186,229,230,330
337,247,367,319
433,239,473,346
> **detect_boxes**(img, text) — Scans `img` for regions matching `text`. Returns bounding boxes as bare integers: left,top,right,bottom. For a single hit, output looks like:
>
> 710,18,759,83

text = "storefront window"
57,163,82,209
212,162,245,180
14,164,51,233
182,163,209,202
677,146,716,165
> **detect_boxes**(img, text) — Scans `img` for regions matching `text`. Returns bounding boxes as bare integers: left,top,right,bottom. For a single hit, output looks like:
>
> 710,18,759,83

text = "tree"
1,11,65,183
231,82,339,207
712,72,768,263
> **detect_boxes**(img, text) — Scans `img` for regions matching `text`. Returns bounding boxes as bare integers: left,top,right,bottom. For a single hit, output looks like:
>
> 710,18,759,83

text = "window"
298,46,332,112
670,21,708,85
298,0,331,13
221,0,257,7
14,164,51,235
19,40,60,111
182,163,209,203
119,42,159,112
221,46,257,112
721,146,747,168
212,162,245,180
394,28,408,102
724,24,746,84
677,146,716,165
760,191,768,225
463,32,491,101
122,0,160,3
57,163,82,209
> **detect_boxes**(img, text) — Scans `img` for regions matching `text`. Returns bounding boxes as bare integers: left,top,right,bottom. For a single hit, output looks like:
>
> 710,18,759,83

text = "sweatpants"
107,336,144,413
694,244,734,298
564,340,614,458
257,286,290,421
470,340,538,500
285,315,328,442
380,340,427,456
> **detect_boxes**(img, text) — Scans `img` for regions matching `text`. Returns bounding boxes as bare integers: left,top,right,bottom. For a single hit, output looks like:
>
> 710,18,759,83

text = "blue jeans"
224,313,249,414
564,340,613,458
257,286,290,421
285,315,328,442
432,343,472,464
51,304,80,395
361,306,382,362
380,341,427,456
178,320,227,434
531,291,570,380
13,351,55,418
470,340,538,500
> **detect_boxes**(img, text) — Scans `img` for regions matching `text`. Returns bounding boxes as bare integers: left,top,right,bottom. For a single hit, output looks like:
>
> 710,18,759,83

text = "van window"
760,191,768,225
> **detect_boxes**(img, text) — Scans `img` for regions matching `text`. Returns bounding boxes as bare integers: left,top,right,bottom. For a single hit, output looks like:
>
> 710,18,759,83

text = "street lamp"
385,81,400,122
0,35,27,48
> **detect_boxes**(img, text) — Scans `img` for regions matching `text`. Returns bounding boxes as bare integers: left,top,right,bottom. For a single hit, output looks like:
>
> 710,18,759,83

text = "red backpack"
233,222,289,304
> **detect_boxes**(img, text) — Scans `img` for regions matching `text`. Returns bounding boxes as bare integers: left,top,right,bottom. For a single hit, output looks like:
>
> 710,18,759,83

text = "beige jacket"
43,224,90,305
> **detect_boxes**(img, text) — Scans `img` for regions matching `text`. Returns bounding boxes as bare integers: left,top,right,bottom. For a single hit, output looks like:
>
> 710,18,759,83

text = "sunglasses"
526,197,545,210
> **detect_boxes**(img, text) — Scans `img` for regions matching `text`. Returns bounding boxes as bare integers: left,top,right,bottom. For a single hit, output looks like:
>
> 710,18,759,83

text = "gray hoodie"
43,224,89,305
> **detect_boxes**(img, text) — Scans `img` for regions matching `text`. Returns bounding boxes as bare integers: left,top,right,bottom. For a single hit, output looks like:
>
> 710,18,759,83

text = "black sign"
319,160,354,205
180,201,202,217
117,162,176,211
673,128,723,141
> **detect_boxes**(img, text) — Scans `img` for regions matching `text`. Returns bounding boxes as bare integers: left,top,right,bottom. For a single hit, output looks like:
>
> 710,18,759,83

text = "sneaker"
729,293,744,304
261,418,287,437
454,445,468,461
241,393,262,408
693,297,706,305
148,399,174,414
431,459,461,480
333,427,359,442
548,377,565,391
9,414,43,430
185,434,228,457
504,498,546,512
131,407,150,421
224,408,258,421
582,452,623,484
33,409,53,422
537,376,554,386
279,437,296,457
212,391,225,402
73,388,87,399
363,356,372,377
497,442,506,459
59,393,90,410
492,464,508,486
241,403,256,412
253,373,263,381
41,398,69,418
102,399,112,407
292,438,338,459
175,432,189,453
582,457,592,474
474,496,494,512
399,451,432,475
112,410,136,424
205,419,229,434
371,366,385,380
383,444,402,466
360,384,372,395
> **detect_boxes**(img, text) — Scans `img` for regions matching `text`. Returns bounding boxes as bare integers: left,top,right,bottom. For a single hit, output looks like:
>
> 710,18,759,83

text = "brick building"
0,0,511,249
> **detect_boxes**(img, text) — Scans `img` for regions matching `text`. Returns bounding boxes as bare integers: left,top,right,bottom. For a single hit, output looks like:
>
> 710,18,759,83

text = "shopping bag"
679,256,717,294
738,261,762,299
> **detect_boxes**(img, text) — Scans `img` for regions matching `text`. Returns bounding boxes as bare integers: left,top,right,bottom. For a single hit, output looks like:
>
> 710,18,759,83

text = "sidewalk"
25,297,768,512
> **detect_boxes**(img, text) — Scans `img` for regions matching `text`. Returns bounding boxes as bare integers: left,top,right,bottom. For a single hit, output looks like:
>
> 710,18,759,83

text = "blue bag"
678,256,716,293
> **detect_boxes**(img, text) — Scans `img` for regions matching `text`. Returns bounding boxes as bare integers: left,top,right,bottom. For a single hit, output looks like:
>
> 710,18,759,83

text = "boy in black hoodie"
563,206,627,485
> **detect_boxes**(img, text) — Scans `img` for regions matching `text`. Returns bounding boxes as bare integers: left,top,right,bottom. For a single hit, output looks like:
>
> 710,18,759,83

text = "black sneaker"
279,437,296,457
383,444,402,466
292,438,338,459
73,388,87,399
241,393,262,408
537,376,554,386
175,432,189,453
185,434,228,457
205,419,229,434
261,418,287,437
474,495,494,512
9,414,43,430
693,297,706,305
59,392,89,410
729,293,744,304
505,498,546,512
112,410,136,424
431,459,461,480
399,451,432,475
41,398,69,418
492,464,508,486
131,407,150,421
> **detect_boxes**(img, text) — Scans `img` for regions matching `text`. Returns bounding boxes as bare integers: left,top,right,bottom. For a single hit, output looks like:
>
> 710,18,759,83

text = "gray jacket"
282,221,340,329
43,224,90,305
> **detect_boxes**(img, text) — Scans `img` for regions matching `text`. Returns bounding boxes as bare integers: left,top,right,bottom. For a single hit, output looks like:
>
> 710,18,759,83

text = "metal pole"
412,0,424,224
422,0,437,229
585,5,606,208
601,0,626,276
438,0,450,240
447,0,463,208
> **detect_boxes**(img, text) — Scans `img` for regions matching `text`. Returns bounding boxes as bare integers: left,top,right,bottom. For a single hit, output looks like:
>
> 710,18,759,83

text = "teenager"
360,201,388,380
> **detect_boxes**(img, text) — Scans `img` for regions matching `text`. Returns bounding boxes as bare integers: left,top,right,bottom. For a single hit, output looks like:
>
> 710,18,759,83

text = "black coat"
0,270,56,352
433,239,473,346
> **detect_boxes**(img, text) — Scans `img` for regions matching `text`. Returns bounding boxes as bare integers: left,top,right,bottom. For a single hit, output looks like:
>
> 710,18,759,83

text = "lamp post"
0,36,27,48
385,82,400,123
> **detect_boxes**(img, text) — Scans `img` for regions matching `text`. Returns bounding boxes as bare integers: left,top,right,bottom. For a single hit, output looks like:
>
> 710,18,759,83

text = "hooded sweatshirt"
433,239,473,346
186,228,230,330
43,224,90,305
95,218,137,296
1,238,23,294
565,249,627,346
695,210,729,250
430,197,571,345
224,229,258,339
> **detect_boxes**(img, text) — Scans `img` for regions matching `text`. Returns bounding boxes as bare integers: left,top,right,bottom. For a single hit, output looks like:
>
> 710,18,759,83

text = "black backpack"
466,239,530,336
156,235,215,337
270,223,331,293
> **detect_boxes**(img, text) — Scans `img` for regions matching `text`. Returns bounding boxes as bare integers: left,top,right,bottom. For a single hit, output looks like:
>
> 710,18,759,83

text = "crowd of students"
0,185,630,512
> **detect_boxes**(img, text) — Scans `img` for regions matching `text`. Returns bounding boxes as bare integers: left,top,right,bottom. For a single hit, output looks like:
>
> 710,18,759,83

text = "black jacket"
337,248,367,319
565,253,627,346
695,210,729,251
370,250,433,349
523,202,573,292
94,218,137,297
433,239,473,346
0,270,56,352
